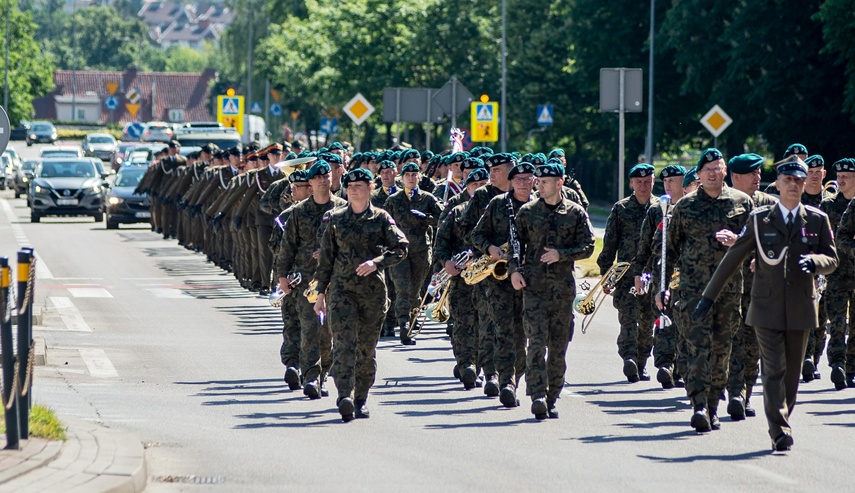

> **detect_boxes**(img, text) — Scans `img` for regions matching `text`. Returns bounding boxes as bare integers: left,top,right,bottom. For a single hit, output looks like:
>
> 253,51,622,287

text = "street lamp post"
645,0,654,166
500,0,507,152
4,0,9,111
71,0,77,122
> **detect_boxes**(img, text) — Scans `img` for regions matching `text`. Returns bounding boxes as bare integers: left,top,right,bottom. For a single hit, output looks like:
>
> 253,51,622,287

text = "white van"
243,115,270,147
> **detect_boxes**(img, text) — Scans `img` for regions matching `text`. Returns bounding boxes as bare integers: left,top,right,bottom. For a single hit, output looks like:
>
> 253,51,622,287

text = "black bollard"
16,250,33,440
0,258,20,449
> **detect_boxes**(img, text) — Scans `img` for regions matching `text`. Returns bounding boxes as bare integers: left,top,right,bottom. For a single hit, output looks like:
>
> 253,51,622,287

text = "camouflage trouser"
805,295,828,365
483,278,526,389
328,284,387,401
390,249,431,325
682,291,740,408
383,270,397,330
671,293,689,379
824,286,855,373
727,293,760,400
651,276,676,368
522,290,574,402
280,294,301,368
475,283,496,376
297,294,332,383
448,279,477,370
612,277,655,365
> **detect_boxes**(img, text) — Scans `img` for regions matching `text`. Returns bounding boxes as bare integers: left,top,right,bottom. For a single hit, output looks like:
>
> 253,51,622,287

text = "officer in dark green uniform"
313,168,409,422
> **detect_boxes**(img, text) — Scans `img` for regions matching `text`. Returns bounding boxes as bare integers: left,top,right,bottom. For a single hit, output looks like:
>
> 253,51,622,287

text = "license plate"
56,199,78,206
135,211,151,218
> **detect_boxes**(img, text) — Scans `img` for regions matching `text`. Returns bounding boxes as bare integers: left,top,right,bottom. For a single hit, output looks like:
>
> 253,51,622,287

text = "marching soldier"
510,162,595,420
371,159,399,338
547,148,589,210
683,166,700,194
384,162,444,345
433,152,468,202
597,163,658,382
665,148,754,432
313,168,409,422
696,156,837,450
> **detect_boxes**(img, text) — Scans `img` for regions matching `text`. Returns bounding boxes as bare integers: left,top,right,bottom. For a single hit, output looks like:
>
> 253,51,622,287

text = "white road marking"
145,288,192,299
1,198,54,279
49,296,92,332
78,348,119,378
67,288,113,298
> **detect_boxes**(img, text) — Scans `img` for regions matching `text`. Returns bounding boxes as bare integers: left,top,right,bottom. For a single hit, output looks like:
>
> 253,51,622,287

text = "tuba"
574,262,632,334
461,243,510,285
269,272,301,307
303,279,320,303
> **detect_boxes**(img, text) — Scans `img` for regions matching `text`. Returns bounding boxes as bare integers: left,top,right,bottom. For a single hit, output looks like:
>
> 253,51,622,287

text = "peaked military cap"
168,139,181,149
342,168,374,185
465,167,490,185
804,155,824,169
508,161,536,179
307,160,331,179
784,143,808,158
628,163,655,178
727,154,764,174
401,162,420,174
486,153,516,168
775,156,808,178
535,163,565,178
697,148,723,167
201,143,219,153
266,143,284,154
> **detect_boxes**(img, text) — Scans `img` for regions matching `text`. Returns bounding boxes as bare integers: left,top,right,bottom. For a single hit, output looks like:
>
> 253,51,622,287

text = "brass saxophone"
303,279,320,303
461,243,510,285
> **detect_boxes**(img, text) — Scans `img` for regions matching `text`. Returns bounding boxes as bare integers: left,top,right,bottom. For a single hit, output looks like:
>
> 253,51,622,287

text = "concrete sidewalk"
0,417,146,493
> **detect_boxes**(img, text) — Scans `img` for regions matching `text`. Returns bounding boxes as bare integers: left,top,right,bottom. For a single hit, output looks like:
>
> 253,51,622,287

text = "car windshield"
22,161,37,170
88,136,114,144
41,150,78,158
39,161,96,178
32,124,52,132
115,168,146,187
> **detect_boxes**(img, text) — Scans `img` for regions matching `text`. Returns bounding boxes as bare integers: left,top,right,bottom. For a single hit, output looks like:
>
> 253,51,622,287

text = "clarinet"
507,195,523,279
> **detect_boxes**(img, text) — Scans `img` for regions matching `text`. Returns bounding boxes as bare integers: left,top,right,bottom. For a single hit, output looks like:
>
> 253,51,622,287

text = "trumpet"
269,272,302,307
407,249,474,338
304,279,320,303
461,243,509,285
574,262,632,334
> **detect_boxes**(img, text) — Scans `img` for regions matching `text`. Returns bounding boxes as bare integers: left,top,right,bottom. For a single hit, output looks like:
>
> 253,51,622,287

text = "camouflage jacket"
259,176,292,217
314,204,409,293
461,184,505,246
434,202,470,264
471,190,534,256
384,188,443,252
633,202,666,278
597,194,658,276
564,177,589,210
275,195,347,286
821,191,855,288
666,185,754,295
371,184,398,209
511,197,595,293
442,188,471,216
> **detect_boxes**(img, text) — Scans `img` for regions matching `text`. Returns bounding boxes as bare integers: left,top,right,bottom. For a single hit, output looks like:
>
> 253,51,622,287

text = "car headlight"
109,196,122,205
91,185,101,193
29,134,36,139
22,177,28,182
35,185,43,193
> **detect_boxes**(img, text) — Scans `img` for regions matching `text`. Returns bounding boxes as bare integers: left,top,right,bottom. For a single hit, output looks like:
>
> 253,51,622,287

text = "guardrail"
1,248,36,450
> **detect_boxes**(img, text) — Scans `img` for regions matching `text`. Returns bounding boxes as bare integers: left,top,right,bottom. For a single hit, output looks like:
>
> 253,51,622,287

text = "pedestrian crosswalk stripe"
67,288,113,298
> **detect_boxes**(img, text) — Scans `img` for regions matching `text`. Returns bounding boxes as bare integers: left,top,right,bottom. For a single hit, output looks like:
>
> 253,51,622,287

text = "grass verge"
576,236,603,278
0,403,67,441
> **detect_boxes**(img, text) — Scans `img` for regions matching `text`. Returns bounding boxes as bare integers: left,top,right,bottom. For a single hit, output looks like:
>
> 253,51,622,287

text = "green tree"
817,0,855,119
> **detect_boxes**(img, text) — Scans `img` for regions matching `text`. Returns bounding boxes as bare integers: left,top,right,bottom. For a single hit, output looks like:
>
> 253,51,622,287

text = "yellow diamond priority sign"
700,104,733,138
343,93,375,125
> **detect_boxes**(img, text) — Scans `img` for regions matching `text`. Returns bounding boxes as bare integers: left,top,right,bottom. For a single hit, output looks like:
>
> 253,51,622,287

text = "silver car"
142,121,174,143
83,133,117,161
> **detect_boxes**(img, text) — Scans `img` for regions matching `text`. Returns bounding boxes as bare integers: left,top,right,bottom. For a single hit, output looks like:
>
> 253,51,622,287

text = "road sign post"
700,104,733,149
600,68,643,200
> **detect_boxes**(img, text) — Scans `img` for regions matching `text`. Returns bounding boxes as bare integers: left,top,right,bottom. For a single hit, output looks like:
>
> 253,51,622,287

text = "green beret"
628,163,655,178
401,162,420,174
342,168,374,185
805,155,824,169
462,157,485,170
319,152,343,166
776,156,807,178
296,150,313,159
784,143,808,158
470,146,493,158
535,163,564,178
546,157,563,166
392,151,403,162
307,160,331,179
327,141,344,151
465,167,490,185
284,152,297,161
659,165,687,179
485,153,516,168
317,147,329,154
378,160,396,170
288,169,309,183
833,158,855,173
726,154,764,174
448,152,469,164
508,162,536,179
697,148,723,167
421,150,434,161
519,153,533,163
401,148,420,161
548,148,565,159
530,153,548,166
682,167,699,187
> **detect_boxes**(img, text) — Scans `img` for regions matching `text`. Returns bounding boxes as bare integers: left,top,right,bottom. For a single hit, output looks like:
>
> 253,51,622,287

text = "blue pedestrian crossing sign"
221,97,240,115
474,103,494,122
270,103,282,116
320,118,338,135
537,105,553,126
250,102,263,114
104,96,119,111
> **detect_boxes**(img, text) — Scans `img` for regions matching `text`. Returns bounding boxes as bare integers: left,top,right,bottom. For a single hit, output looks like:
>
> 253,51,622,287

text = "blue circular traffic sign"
127,122,144,139
270,103,282,116
105,96,119,111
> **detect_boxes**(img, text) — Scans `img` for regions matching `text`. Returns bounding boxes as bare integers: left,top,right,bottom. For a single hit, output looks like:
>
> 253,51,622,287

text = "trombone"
407,249,473,338
574,261,632,334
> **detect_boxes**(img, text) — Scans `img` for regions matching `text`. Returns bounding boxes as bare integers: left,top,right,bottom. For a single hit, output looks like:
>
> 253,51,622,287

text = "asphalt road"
0,142,852,492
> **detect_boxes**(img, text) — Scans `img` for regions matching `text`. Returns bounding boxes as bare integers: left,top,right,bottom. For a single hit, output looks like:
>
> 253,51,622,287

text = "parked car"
176,128,241,151
10,121,30,141
13,160,37,199
40,145,85,159
103,166,150,229
29,158,106,223
5,146,22,168
82,133,117,161
142,121,174,142
178,121,224,131
1,154,13,190
26,121,58,146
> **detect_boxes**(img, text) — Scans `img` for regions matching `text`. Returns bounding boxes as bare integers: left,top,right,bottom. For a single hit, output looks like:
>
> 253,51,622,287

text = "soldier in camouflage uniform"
276,160,347,399
715,154,779,420
472,159,536,408
665,148,754,432
547,148,589,210
313,168,408,422
434,167,489,389
433,152,468,202
823,158,855,389
461,153,514,397
370,160,400,337
597,163,658,382
634,165,685,389
510,162,595,420
384,162,444,345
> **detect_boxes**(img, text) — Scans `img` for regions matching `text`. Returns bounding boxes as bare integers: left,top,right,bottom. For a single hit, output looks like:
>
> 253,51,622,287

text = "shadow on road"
637,449,770,462
216,305,282,336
